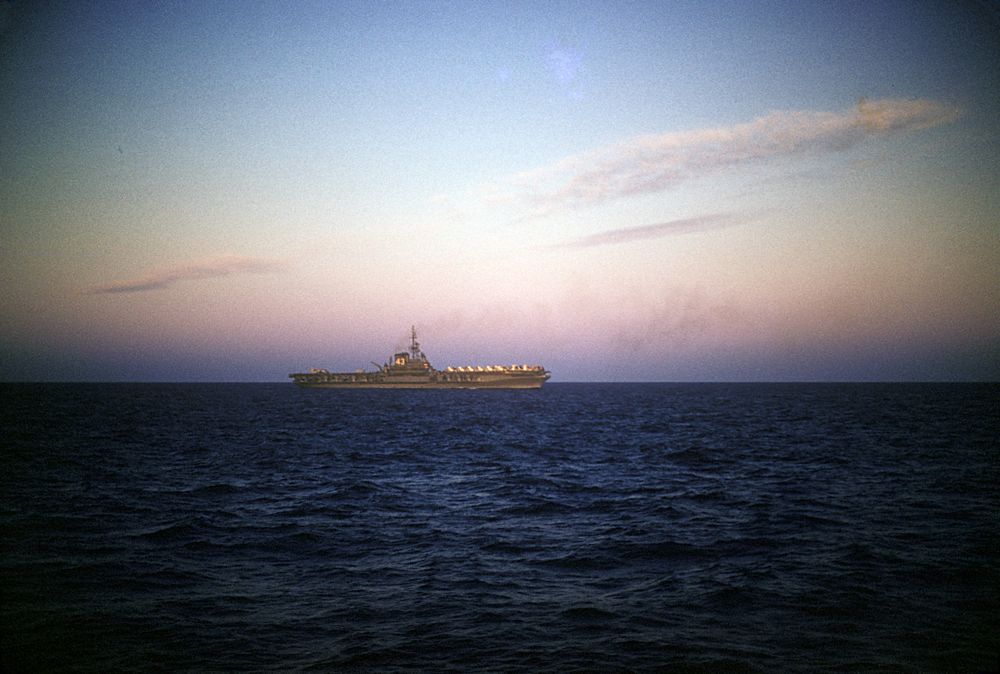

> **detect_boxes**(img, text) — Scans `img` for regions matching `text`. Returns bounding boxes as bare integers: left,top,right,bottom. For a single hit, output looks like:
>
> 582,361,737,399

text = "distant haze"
1,1,998,381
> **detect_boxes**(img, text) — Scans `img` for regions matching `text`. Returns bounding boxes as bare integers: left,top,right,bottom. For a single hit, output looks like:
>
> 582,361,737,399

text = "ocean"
1,383,997,672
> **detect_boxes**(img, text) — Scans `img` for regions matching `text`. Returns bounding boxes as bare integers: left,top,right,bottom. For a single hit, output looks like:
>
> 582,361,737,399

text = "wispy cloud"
479,98,960,220
548,213,737,250
86,255,287,294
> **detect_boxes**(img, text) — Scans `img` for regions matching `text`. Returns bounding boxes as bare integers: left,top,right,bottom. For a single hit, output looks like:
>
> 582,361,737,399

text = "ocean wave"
2,382,997,672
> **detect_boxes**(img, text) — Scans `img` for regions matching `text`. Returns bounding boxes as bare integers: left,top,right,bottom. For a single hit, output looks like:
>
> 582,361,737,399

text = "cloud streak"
481,98,960,220
86,255,287,294
549,213,736,249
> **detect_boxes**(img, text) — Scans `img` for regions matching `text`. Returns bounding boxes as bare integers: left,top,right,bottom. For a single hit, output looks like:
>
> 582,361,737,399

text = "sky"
1,0,998,382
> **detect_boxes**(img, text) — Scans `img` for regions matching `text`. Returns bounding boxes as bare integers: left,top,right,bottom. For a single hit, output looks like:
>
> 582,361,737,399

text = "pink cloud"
548,213,736,249
85,255,287,294
483,98,960,220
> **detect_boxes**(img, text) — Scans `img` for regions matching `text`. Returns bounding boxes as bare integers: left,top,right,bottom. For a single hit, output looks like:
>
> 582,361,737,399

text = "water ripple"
1,382,997,672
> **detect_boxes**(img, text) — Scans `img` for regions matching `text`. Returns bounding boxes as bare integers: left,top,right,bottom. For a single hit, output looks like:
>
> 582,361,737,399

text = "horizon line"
1,380,995,385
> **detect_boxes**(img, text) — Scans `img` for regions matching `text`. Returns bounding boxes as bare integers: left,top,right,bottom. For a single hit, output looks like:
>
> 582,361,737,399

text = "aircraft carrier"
289,327,550,389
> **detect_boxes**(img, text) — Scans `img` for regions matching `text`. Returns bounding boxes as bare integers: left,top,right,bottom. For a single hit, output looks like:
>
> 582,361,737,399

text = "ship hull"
291,375,549,389
292,381,546,389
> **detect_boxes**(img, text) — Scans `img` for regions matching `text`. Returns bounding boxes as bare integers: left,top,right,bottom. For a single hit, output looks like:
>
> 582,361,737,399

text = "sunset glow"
1,0,997,381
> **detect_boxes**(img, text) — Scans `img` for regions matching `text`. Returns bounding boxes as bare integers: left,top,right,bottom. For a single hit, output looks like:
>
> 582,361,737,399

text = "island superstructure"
289,327,551,389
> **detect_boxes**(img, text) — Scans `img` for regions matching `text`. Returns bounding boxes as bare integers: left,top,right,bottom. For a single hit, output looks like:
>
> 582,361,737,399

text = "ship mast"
410,325,421,359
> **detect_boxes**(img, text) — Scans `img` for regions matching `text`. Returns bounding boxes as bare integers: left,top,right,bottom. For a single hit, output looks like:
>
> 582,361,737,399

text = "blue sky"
1,0,998,381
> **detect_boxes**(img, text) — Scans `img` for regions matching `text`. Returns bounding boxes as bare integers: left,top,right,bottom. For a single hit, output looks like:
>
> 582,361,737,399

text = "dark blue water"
1,383,997,672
